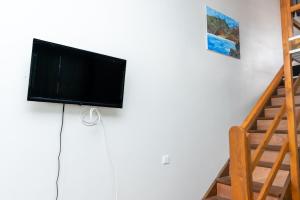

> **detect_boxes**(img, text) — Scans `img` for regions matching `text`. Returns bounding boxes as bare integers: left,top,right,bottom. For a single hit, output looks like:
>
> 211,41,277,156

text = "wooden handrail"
291,3,300,12
230,1,300,200
256,140,289,200
229,126,253,200
230,71,300,200
251,74,300,170
230,68,300,200
241,67,284,130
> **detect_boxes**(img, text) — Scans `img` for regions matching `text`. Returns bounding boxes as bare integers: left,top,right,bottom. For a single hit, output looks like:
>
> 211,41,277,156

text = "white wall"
0,0,282,200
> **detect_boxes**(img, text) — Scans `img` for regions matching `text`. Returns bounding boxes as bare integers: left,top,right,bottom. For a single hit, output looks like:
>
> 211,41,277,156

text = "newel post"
229,126,253,200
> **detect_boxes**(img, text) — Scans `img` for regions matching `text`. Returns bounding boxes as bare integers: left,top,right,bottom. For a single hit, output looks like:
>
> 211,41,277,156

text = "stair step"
256,119,300,131
251,149,291,165
257,161,290,171
265,104,300,108
248,130,296,134
216,176,284,198
277,86,300,95
271,95,300,106
216,183,280,200
250,144,286,151
248,130,300,134
257,116,283,121
250,143,300,166
253,167,289,187
248,132,300,147
205,196,229,200
264,105,300,118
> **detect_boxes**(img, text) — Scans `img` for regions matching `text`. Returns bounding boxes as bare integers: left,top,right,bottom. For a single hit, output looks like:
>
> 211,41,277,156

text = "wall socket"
161,155,170,165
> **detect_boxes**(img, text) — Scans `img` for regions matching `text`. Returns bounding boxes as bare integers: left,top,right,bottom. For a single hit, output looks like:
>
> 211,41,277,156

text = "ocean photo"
206,7,240,59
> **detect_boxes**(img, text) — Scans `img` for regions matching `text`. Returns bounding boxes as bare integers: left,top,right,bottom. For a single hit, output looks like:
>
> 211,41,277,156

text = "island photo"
206,6,240,59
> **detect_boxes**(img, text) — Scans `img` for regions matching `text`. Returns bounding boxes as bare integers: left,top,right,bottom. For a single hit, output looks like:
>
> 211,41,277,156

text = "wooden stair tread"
257,117,287,120
205,196,229,200
272,93,300,98
265,104,300,108
257,161,290,171
248,130,300,134
250,144,300,151
277,84,300,89
216,176,284,197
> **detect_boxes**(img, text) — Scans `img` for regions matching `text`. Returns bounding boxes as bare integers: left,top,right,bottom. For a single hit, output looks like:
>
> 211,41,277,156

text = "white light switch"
161,155,170,165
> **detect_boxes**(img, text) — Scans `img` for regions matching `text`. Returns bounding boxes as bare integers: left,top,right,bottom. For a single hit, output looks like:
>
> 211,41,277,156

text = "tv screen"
27,39,126,108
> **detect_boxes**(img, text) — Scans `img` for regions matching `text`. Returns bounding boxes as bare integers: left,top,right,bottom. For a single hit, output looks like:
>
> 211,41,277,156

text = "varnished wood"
249,132,300,147
203,7,300,196
290,37,300,50
229,126,253,200
251,149,291,166
248,129,300,134
241,67,284,130
251,74,300,171
256,140,289,200
217,183,280,200
280,0,300,199
264,106,300,118
271,95,300,106
251,144,288,152
279,175,291,200
251,104,286,170
291,3,300,12
257,161,290,171
216,183,232,199
202,160,230,199
252,166,289,187
256,118,300,131
217,176,284,199
277,86,300,95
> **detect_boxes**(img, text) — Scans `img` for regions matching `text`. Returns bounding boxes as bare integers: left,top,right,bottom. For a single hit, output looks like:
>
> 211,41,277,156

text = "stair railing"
230,68,300,200
241,67,284,131
229,66,284,200
281,0,300,199
229,0,300,199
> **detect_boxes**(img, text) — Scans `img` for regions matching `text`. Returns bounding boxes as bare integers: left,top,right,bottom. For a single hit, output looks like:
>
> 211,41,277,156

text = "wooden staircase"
202,0,300,199
203,75,299,199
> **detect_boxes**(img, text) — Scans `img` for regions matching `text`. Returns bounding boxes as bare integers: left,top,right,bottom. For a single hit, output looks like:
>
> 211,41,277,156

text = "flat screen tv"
27,39,126,108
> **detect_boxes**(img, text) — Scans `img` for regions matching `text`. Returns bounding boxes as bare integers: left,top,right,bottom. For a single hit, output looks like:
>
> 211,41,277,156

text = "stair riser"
217,183,279,200
257,119,300,131
271,96,300,106
277,87,300,95
264,107,300,118
249,133,300,146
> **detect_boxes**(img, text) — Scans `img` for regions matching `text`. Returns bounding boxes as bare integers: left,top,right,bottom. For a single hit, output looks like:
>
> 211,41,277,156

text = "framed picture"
206,6,240,59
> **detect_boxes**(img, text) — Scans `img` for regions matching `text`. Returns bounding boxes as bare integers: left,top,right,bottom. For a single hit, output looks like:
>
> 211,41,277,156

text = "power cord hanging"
56,104,65,200
81,107,118,200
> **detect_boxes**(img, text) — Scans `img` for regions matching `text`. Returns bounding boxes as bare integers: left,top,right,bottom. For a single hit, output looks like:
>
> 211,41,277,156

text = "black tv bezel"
27,38,126,108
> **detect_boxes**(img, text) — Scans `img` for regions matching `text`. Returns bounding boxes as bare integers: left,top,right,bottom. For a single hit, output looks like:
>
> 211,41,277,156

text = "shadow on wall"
26,101,122,118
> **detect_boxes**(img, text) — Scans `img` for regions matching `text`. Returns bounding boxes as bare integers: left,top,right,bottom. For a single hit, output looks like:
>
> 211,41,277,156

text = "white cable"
99,112,119,200
81,107,118,200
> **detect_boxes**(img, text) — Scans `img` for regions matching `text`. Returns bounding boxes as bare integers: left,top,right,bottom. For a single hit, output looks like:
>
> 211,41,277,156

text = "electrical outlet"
161,155,170,165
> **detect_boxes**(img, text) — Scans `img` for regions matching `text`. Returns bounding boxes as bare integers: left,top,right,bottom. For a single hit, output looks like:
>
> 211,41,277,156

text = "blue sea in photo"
207,33,236,56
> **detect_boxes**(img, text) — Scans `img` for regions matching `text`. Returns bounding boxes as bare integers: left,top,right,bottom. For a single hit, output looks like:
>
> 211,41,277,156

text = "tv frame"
27,39,127,108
